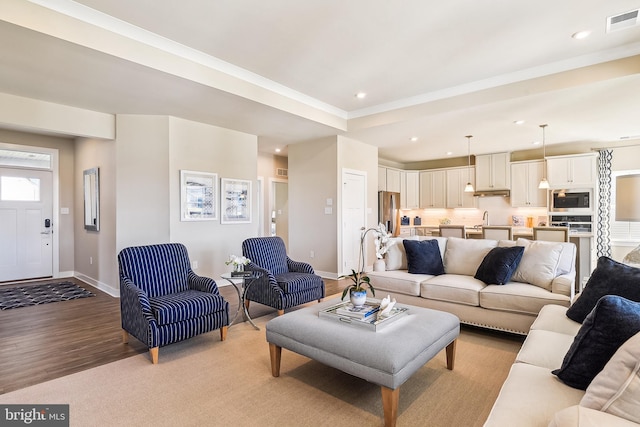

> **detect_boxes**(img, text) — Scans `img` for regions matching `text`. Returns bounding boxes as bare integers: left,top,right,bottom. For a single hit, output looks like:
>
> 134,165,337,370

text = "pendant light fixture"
538,124,550,189
464,135,474,193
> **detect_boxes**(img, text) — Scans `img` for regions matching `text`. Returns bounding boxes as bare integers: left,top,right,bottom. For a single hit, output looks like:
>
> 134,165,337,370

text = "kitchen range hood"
473,189,511,198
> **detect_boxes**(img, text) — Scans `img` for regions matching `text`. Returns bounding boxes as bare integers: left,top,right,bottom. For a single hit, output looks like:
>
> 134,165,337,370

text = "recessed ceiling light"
275,148,281,153
410,137,418,142
572,30,591,39
355,92,367,99
513,120,525,125
446,151,453,156
532,141,541,145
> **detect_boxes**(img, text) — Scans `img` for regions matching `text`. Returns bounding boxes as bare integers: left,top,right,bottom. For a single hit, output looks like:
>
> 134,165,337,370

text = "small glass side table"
220,272,261,330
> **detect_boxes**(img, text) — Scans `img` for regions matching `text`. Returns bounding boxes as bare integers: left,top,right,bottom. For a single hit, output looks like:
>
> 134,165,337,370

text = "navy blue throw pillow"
552,295,640,390
566,256,640,323
403,239,444,275
474,246,525,285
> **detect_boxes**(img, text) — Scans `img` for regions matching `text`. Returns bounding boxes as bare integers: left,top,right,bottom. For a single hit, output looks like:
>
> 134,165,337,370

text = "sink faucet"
483,211,489,226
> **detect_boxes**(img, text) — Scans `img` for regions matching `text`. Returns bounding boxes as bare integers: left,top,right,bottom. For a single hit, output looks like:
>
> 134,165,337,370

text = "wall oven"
549,189,592,213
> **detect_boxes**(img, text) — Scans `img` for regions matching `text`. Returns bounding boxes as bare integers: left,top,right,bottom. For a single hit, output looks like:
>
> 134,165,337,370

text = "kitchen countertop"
400,225,593,239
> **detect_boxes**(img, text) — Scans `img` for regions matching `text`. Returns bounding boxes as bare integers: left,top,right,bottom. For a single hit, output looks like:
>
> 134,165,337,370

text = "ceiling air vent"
276,168,288,177
607,9,639,33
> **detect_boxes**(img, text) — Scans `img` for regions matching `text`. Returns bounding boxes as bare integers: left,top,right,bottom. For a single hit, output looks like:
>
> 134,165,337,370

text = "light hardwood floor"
0,277,345,394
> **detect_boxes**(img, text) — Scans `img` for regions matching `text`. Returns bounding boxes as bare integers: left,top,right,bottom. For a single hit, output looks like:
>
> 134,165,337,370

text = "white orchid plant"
373,222,396,259
225,254,250,268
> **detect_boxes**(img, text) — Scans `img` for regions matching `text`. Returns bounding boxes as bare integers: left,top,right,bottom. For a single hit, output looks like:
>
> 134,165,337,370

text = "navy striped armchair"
118,243,229,364
242,237,325,315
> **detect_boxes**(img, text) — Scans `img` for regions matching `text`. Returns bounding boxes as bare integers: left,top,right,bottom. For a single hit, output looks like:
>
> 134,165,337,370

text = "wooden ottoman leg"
269,343,282,377
381,386,399,427
446,339,457,370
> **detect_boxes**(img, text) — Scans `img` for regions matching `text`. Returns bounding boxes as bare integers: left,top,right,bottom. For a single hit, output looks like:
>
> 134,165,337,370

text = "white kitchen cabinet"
378,166,387,191
386,168,401,193
419,170,446,208
378,166,402,192
475,152,510,191
403,171,419,209
546,154,597,188
510,160,547,207
446,167,476,208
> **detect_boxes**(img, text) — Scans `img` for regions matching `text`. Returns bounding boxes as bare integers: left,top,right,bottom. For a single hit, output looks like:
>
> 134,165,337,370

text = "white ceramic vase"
350,290,367,307
373,259,386,272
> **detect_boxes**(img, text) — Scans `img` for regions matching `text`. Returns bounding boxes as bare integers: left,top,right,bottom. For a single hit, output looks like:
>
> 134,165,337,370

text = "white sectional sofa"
366,236,577,334
485,303,640,426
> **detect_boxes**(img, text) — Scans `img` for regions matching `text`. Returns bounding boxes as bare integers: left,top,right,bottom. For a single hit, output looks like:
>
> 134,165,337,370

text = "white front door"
0,168,53,282
342,170,366,276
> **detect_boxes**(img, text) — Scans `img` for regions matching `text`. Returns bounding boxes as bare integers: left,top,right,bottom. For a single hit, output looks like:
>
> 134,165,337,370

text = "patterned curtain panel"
596,150,613,258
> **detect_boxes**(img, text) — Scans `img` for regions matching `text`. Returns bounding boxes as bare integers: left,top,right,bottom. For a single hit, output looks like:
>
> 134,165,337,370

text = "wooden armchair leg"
244,300,251,310
149,347,159,364
122,330,129,344
277,309,284,316
220,326,228,341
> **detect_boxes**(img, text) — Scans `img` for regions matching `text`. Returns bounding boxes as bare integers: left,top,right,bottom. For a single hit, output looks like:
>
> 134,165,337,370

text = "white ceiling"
2,0,640,162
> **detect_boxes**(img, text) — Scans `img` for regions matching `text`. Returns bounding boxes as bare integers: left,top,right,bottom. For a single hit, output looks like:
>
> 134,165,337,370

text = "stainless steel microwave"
550,189,592,212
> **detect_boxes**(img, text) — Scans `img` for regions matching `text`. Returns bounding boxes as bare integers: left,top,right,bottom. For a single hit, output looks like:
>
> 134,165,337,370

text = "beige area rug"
0,311,522,427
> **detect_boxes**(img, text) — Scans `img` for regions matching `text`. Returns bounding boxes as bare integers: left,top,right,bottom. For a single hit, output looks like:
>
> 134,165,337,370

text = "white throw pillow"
384,236,418,270
580,333,640,424
443,237,496,276
511,238,562,291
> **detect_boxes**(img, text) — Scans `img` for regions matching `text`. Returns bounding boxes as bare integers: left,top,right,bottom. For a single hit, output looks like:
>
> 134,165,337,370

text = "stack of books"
335,303,380,319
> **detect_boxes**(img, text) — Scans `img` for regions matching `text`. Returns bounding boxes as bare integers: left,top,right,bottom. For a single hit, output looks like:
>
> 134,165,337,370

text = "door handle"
41,231,51,235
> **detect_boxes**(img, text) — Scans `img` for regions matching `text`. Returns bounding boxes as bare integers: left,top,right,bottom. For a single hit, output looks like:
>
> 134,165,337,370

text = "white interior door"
0,168,53,282
342,170,366,276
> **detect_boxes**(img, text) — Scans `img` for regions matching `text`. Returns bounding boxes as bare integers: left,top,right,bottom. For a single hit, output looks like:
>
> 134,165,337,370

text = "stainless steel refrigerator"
378,191,401,236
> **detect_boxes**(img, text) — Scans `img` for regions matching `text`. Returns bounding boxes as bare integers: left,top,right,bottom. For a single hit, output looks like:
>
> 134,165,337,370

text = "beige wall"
115,115,171,251
289,137,338,276
0,129,76,275
289,135,378,278
74,137,117,293
168,116,258,280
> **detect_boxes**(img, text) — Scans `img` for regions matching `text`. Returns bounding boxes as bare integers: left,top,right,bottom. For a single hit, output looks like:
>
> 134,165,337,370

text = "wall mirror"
83,167,100,231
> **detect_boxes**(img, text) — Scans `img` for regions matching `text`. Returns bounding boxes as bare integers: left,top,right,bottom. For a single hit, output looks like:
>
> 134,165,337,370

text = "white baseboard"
315,270,340,280
74,272,119,297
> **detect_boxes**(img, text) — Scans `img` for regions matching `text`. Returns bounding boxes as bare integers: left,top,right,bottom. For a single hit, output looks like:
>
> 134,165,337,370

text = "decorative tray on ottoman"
318,299,409,331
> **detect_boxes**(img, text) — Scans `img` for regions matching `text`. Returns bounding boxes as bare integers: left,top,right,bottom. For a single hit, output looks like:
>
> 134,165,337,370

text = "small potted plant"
341,269,375,307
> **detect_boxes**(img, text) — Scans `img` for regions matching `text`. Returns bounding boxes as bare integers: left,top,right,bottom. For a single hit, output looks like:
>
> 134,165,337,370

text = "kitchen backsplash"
399,196,548,227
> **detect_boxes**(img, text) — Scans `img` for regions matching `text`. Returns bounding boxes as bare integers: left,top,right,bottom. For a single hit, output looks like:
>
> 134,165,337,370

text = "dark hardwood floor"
0,277,346,395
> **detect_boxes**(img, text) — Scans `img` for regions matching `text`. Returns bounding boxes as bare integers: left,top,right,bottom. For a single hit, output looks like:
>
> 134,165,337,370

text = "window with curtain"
610,170,640,243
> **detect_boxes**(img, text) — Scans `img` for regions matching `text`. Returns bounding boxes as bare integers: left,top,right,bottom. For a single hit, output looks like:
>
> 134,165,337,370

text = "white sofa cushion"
483,363,584,427
366,269,430,296
581,333,640,424
549,405,640,427
443,237,497,276
421,274,485,306
384,236,418,270
530,304,582,336
512,238,563,291
516,329,575,370
480,282,571,315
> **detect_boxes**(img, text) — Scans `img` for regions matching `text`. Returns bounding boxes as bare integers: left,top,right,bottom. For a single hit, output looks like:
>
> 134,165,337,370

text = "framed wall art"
180,170,218,221
221,178,251,224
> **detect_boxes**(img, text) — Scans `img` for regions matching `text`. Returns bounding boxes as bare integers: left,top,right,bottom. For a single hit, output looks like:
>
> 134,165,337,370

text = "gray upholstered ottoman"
266,299,460,427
